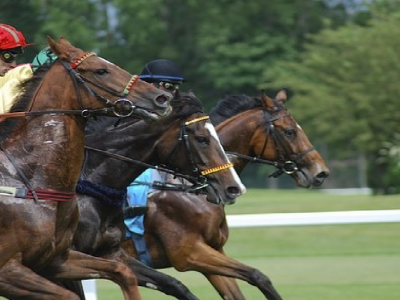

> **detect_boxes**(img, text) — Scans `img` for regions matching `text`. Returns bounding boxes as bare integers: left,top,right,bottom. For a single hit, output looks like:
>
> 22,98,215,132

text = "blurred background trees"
2,0,399,193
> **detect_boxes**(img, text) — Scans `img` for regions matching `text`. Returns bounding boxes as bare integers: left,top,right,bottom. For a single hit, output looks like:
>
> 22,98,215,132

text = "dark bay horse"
0,37,172,299
120,90,330,300
65,92,245,299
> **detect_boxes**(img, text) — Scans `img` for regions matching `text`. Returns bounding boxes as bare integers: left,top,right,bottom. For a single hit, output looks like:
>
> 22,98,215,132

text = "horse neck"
216,109,268,174
83,119,177,189
1,68,86,192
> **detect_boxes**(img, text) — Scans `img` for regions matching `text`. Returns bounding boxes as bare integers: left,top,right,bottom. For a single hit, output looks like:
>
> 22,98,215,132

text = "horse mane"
0,67,49,144
209,95,262,126
85,116,127,134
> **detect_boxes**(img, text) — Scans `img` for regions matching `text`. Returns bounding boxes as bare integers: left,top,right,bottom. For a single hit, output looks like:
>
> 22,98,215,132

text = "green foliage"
264,7,400,161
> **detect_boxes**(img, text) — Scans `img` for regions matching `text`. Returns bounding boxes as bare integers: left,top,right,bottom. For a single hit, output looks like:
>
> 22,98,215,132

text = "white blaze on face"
99,57,114,65
296,123,303,131
205,122,246,193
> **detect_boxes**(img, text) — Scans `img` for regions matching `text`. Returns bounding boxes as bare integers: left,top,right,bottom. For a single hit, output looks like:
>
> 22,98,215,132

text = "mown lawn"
89,190,400,299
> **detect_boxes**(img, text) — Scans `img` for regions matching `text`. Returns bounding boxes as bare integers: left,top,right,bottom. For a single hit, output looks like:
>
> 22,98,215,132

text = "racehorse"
63,91,245,299
0,37,173,299
120,90,330,300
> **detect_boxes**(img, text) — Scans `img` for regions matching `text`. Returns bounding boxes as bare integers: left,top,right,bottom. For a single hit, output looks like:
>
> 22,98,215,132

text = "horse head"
46,36,172,120
213,90,329,189
259,89,329,187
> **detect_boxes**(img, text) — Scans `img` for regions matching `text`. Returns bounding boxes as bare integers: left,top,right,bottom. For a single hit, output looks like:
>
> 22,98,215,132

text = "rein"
84,146,207,191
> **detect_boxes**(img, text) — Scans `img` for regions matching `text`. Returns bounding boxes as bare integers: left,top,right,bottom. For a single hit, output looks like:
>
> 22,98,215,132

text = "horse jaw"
292,166,329,188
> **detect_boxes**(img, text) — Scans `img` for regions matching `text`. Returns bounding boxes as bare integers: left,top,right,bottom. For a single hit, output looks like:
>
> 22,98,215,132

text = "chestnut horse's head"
46,36,172,120
213,90,330,189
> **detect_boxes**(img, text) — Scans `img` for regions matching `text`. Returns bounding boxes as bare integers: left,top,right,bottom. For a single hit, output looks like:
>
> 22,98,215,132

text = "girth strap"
0,186,75,201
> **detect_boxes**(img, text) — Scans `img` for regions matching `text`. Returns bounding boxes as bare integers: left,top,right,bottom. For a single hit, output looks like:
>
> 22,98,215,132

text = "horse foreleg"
110,246,199,300
205,274,245,300
169,243,282,300
0,260,79,300
47,250,142,300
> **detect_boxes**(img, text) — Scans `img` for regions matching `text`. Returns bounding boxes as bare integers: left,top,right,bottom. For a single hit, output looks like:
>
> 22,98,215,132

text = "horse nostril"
227,186,240,198
317,171,330,179
155,94,170,106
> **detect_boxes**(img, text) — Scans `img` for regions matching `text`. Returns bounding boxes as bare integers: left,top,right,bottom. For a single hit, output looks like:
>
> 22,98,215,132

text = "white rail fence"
83,209,400,299
226,209,400,227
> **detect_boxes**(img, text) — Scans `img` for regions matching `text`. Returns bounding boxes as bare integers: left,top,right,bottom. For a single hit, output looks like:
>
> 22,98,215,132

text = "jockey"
124,59,185,266
0,24,34,113
139,59,184,95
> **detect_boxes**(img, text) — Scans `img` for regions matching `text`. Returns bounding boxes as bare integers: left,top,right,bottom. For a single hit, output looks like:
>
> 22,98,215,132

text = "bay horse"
62,91,245,299
120,90,330,300
0,37,173,299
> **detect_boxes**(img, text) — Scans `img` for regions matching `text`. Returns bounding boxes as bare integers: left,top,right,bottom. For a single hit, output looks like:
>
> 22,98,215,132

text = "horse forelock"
209,95,261,125
165,93,204,121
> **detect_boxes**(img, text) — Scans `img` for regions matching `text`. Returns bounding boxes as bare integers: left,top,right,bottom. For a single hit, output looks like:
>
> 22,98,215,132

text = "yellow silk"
0,64,33,113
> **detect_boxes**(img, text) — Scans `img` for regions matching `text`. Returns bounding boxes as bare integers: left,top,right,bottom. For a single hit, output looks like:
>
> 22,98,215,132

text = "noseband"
164,115,233,184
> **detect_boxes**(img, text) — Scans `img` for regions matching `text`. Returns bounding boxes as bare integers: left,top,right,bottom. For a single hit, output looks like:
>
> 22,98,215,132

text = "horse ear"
188,90,196,98
261,91,275,109
47,36,70,61
275,89,288,105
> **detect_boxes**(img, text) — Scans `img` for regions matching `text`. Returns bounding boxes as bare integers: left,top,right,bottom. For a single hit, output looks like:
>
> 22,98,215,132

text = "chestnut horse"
0,37,173,299
120,90,330,300
62,91,245,299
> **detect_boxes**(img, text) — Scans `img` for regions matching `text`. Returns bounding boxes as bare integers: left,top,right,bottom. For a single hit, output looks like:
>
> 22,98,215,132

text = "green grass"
94,189,400,299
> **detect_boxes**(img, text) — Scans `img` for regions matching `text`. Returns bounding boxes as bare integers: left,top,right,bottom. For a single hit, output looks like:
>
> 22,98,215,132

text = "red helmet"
0,24,33,50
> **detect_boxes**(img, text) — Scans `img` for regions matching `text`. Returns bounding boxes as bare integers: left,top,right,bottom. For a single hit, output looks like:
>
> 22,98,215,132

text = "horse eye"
195,136,208,144
285,129,296,139
95,69,108,76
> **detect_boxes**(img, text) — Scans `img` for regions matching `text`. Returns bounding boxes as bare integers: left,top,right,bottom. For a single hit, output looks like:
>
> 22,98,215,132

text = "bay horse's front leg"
169,243,282,300
0,260,79,300
47,250,142,300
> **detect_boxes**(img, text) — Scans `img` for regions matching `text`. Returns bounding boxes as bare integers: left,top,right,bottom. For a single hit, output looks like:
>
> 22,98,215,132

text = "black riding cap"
139,59,185,83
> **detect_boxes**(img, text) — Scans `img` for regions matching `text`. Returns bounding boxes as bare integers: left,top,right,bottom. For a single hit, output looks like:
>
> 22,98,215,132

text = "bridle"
56,52,143,118
161,115,233,185
226,104,315,178
0,52,146,121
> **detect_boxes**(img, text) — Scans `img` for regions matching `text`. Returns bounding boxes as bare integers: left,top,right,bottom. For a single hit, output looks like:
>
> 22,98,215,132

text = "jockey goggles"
0,50,18,63
157,81,180,92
